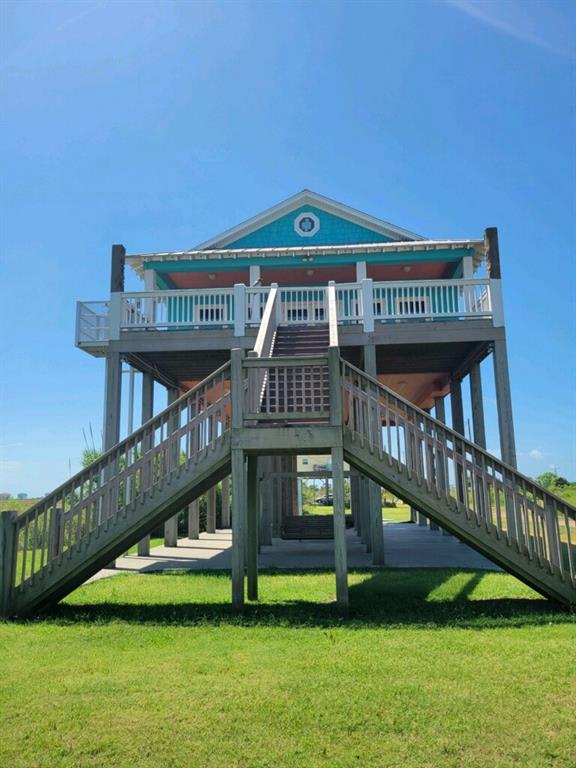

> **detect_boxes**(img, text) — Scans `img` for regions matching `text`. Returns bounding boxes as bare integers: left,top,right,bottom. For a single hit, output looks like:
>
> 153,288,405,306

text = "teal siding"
224,205,394,248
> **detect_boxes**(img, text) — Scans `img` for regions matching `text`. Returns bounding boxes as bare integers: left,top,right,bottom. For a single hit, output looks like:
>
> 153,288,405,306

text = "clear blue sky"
1,0,575,496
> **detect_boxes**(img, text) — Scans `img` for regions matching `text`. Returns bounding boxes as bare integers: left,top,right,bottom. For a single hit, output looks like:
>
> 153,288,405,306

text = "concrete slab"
88,522,498,583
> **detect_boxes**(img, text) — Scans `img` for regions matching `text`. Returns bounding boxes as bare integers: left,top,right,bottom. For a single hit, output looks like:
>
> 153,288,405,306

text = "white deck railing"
76,278,496,345
75,301,110,346
372,279,492,321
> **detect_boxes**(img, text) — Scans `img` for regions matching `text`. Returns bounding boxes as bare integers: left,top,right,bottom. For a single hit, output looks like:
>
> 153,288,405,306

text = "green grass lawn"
0,498,40,514
304,502,412,523
1,569,575,768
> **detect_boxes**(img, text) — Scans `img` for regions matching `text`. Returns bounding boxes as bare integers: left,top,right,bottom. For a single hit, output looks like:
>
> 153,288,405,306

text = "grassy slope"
1,570,574,768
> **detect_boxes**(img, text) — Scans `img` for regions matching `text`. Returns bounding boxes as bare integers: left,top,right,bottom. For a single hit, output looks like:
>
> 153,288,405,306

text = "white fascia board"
191,189,427,250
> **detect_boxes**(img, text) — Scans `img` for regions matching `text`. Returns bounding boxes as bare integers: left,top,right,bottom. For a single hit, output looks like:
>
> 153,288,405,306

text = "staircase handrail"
16,361,232,529
340,358,576,517
252,283,279,358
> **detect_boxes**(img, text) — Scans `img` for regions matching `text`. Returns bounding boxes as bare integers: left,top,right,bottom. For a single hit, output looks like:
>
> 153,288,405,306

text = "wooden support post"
350,472,361,533
332,447,349,613
103,350,122,566
493,337,517,468
164,516,178,547
274,457,284,536
231,449,246,608
434,396,451,536
434,395,446,424
0,510,17,617
230,349,246,608
247,455,259,601
328,347,349,611
360,475,372,551
450,378,465,437
188,500,200,539
221,476,230,528
137,371,154,556
450,377,466,510
259,459,273,546
110,243,126,293
469,362,486,449
362,344,385,564
206,485,217,533
485,227,501,279
103,351,122,452
369,482,385,564
164,387,179,548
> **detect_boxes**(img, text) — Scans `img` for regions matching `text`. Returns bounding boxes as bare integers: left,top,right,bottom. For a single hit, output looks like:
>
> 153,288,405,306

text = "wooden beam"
188,499,200,539
103,351,122,451
206,485,217,534
221,476,230,528
363,344,385,564
247,456,258,601
469,362,487,449
164,387,179,547
331,445,349,613
0,510,17,617
484,227,501,279
137,372,154,556
231,448,246,608
123,352,178,390
233,425,341,453
110,244,125,293
450,378,465,437
493,337,517,468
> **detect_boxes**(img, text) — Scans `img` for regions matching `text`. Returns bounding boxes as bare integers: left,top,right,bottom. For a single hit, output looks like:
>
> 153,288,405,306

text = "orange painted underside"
179,372,449,413
167,261,452,289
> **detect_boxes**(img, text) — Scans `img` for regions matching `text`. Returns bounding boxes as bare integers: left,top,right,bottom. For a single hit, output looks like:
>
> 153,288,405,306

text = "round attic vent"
294,211,320,238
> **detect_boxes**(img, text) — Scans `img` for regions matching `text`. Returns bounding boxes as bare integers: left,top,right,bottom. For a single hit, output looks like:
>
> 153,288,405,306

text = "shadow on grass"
29,568,575,630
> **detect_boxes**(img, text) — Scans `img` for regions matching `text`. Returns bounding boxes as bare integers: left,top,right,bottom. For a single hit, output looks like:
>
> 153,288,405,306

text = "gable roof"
192,189,426,250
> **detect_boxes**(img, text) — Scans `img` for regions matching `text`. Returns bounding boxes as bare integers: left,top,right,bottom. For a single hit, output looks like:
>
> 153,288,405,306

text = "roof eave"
126,239,485,278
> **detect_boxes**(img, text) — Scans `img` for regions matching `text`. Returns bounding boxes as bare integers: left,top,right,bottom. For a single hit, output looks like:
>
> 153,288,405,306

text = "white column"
361,278,374,333
234,283,246,337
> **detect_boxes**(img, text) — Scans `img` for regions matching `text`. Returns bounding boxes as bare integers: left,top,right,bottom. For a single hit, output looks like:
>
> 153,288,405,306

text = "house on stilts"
2,190,575,615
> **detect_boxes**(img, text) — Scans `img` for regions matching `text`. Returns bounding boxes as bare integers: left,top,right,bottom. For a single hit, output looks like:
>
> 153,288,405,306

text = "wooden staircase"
2,347,575,616
272,324,330,357
257,324,330,418
2,364,232,616
340,359,576,606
